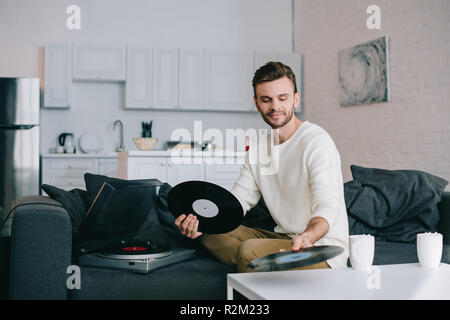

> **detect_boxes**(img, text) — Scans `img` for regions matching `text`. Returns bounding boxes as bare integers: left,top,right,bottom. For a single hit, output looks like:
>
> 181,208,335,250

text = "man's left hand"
291,234,314,251
280,234,314,253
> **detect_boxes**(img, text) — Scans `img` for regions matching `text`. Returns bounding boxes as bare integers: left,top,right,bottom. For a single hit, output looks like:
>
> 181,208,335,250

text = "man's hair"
252,61,297,97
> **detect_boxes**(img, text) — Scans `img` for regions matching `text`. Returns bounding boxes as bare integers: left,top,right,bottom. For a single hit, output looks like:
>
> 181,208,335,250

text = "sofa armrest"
437,192,450,245
9,196,72,299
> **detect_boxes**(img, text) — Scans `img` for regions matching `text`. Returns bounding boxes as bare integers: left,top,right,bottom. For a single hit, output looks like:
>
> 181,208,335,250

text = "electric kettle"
58,132,75,153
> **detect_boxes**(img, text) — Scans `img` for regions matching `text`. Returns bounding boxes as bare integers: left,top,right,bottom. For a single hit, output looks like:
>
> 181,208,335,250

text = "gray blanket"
345,165,448,243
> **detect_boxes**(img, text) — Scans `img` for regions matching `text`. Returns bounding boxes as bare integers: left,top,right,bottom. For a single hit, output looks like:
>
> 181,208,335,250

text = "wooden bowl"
133,138,158,150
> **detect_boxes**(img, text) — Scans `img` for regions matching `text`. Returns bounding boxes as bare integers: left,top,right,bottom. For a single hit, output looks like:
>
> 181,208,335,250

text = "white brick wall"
294,0,450,190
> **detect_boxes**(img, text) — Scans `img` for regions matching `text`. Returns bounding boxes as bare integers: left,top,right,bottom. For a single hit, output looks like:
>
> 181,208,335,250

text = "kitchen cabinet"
43,41,302,112
253,51,279,72
41,157,98,193
125,157,167,182
41,156,117,194
43,157,98,173
205,50,254,112
166,157,205,186
43,175,86,192
153,47,179,109
179,48,204,110
99,158,119,177
204,158,244,191
118,151,244,191
72,44,126,81
125,46,153,109
42,153,243,194
44,43,72,108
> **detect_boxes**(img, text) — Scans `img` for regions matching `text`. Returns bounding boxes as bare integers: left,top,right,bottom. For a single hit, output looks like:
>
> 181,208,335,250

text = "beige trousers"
200,225,330,273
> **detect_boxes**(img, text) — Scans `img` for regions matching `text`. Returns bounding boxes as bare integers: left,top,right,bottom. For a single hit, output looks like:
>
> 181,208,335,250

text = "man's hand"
279,217,329,252
279,234,314,253
174,214,203,239
290,234,314,251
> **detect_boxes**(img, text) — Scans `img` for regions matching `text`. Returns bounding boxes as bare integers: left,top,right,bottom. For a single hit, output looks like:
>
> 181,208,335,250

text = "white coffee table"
227,263,450,300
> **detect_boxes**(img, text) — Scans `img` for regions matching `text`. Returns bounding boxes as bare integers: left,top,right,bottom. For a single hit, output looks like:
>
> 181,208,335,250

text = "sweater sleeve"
230,153,261,214
305,134,343,230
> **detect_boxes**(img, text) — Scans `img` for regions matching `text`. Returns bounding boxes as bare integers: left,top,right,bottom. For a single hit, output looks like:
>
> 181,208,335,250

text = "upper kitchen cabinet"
125,47,153,109
72,44,126,81
254,51,280,73
153,47,179,109
179,48,204,110
278,52,303,96
205,50,253,112
44,43,72,108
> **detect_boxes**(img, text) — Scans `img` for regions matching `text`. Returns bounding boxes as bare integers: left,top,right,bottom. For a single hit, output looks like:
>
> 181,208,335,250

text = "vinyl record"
167,180,244,234
248,245,344,271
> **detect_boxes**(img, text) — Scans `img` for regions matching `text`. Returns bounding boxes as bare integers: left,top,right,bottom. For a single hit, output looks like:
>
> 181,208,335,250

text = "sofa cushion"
345,165,448,243
41,185,89,235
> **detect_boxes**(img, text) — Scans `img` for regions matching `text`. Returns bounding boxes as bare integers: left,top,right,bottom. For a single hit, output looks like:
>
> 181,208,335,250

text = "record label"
192,199,219,218
97,244,173,260
168,180,244,234
122,247,147,251
276,252,312,264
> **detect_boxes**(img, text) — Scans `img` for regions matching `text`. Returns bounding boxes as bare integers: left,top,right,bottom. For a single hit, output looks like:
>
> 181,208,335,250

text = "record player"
78,239,196,274
76,179,195,273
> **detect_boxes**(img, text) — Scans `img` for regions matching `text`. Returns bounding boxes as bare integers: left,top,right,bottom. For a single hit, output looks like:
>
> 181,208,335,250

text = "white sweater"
231,121,349,268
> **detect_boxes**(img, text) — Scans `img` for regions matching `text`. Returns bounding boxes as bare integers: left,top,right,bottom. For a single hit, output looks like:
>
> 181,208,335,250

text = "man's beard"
261,104,295,129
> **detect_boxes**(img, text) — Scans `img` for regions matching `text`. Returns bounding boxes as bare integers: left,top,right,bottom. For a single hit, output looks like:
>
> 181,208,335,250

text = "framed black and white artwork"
338,36,390,107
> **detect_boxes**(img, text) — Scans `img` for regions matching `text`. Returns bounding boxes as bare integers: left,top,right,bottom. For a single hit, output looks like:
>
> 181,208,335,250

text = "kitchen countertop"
41,152,118,158
42,150,247,158
121,150,247,157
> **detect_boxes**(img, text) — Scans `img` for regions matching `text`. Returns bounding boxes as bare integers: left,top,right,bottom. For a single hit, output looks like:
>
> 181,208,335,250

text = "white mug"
56,146,64,154
417,232,442,268
349,234,375,271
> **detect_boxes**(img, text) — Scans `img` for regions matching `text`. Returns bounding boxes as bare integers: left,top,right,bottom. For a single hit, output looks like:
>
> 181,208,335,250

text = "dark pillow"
345,165,448,243
41,185,89,235
350,165,448,225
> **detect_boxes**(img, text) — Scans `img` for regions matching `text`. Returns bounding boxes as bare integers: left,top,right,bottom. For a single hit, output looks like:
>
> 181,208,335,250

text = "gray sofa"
1,192,450,300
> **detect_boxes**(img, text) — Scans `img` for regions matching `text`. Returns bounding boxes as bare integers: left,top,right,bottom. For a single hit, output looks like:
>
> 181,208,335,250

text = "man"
175,61,349,272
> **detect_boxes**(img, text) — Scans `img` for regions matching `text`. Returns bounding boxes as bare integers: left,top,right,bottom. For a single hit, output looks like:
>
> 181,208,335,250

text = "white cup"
417,232,442,268
56,146,64,154
349,234,375,271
